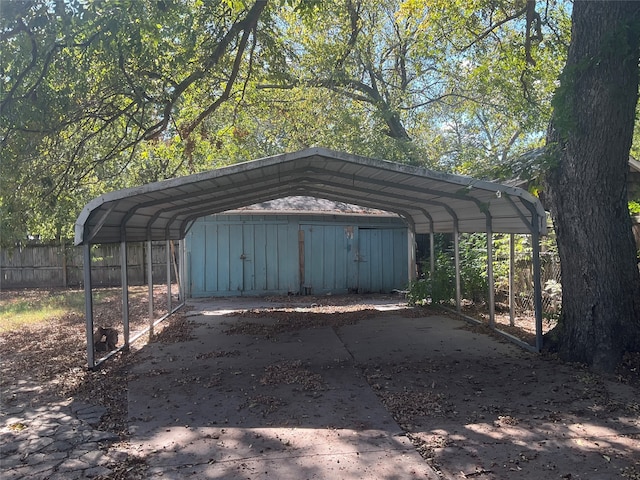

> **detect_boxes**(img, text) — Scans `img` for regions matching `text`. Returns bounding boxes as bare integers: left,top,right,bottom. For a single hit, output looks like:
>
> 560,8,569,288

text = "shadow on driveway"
127,297,640,479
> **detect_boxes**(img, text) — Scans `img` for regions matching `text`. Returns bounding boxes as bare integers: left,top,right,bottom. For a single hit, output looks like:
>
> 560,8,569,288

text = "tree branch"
1,19,38,112
501,128,522,164
456,6,528,52
141,0,268,141
525,0,542,65
335,0,362,70
181,16,256,137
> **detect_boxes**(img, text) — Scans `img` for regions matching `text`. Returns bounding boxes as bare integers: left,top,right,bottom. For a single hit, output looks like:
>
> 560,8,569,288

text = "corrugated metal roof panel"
75,148,547,245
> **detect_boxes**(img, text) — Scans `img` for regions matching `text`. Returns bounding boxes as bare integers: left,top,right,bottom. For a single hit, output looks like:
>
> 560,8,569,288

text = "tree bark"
543,1,640,372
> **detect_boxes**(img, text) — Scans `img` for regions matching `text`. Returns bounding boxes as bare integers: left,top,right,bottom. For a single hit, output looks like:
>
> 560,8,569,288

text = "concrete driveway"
126,296,517,479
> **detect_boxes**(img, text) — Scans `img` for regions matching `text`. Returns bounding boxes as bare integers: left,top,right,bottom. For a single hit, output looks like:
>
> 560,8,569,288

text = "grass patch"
0,289,118,332
0,286,171,333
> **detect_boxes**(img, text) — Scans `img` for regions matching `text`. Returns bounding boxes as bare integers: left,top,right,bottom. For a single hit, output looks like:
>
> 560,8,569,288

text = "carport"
75,147,547,369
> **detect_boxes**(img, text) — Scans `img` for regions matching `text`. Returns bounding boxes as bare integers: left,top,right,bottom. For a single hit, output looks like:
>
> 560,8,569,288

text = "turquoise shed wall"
186,213,409,297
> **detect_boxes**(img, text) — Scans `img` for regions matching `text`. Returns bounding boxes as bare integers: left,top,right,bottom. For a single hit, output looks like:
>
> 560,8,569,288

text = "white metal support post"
454,221,461,313
178,239,185,302
429,232,435,280
486,221,495,327
166,239,172,313
509,234,515,326
120,240,130,349
408,228,417,282
83,243,95,370
147,240,154,337
184,238,191,298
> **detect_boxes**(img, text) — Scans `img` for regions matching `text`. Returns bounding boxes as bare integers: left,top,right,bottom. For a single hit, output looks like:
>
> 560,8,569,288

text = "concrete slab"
127,298,503,479
335,313,519,364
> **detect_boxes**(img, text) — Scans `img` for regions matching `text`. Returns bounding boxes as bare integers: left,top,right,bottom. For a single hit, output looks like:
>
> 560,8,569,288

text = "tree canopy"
1,0,569,243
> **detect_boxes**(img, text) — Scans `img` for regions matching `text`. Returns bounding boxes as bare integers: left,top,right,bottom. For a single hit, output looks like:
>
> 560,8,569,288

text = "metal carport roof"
77,147,549,369
75,147,546,245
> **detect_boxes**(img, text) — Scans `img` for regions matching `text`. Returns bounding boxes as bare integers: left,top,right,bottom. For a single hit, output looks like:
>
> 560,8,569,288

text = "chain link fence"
462,232,562,321
493,249,562,316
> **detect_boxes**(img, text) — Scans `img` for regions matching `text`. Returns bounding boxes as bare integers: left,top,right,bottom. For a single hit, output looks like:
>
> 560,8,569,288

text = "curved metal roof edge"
74,147,547,245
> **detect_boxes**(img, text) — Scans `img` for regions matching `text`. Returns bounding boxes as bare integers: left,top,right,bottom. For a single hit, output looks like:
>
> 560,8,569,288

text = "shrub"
407,234,489,306
407,252,456,305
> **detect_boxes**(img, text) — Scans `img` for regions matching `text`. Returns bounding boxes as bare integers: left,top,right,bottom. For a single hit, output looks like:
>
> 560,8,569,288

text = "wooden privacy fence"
0,242,176,289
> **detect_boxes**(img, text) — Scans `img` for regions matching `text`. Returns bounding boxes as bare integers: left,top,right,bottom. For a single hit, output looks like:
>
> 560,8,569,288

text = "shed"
186,196,410,297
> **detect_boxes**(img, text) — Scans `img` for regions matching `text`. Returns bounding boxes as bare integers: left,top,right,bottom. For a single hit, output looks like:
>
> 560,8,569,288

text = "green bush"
459,234,489,302
407,234,489,306
406,278,431,306
407,252,456,305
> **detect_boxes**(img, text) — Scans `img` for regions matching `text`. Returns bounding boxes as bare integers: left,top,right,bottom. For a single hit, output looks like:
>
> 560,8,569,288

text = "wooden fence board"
0,242,176,289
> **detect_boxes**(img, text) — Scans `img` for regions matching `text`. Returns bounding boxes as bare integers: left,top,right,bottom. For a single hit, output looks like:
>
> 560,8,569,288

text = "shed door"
300,225,356,295
189,222,296,296
300,225,408,294
357,228,408,293
189,223,244,294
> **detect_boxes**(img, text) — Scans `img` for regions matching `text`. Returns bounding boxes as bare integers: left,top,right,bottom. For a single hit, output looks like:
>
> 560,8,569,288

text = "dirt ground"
1,289,640,479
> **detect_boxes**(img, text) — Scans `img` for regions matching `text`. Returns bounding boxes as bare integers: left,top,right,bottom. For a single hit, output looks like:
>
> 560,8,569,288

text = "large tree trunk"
543,1,640,372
